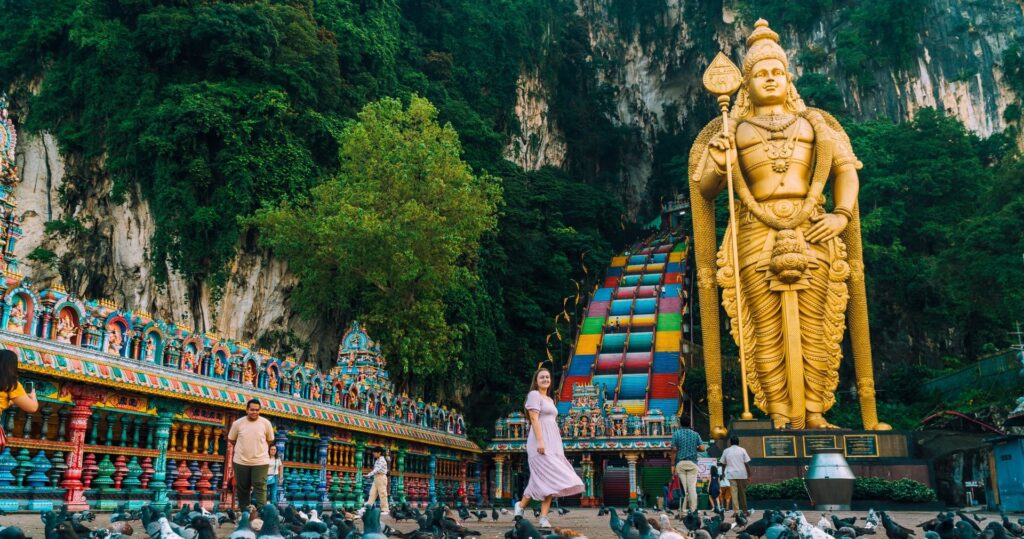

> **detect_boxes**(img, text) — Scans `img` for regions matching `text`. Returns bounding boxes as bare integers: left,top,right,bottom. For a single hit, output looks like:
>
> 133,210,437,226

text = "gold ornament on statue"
690,19,890,435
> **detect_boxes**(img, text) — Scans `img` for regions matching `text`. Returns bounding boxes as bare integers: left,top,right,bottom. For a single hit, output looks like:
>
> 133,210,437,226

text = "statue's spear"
701,53,754,422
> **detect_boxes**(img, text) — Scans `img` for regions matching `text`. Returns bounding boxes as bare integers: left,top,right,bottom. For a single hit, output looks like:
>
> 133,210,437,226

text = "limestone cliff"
14,132,341,363
507,0,1022,213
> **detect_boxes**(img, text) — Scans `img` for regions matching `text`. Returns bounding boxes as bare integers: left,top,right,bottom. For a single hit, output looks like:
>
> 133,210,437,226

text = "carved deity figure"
182,350,196,372
267,370,278,391
107,327,123,355
7,299,26,333
690,20,888,431
55,312,78,343
214,357,225,376
145,338,156,361
242,363,256,386
311,383,321,400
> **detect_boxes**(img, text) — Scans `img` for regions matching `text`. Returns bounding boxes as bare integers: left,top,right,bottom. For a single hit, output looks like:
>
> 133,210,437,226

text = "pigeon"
957,514,981,533
158,518,185,539
1002,514,1023,538
957,522,980,539
820,516,836,531
255,505,284,539
53,523,78,539
492,506,501,522
229,512,256,539
360,506,388,539
189,518,216,539
471,510,487,522
509,516,544,539
557,507,571,516
882,512,916,539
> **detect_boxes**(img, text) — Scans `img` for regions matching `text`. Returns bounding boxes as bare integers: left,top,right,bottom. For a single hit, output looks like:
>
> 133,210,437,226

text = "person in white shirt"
719,436,752,513
361,447,390,515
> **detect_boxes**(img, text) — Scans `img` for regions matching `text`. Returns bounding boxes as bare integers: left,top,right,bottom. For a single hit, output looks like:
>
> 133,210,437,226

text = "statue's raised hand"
805,212,848,243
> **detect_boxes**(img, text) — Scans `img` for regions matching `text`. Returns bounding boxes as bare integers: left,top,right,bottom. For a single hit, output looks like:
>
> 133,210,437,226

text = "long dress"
523,390,584,499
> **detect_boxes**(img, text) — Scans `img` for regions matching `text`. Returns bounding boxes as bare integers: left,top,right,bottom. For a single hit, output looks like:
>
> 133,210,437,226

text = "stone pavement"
0,507,1008,539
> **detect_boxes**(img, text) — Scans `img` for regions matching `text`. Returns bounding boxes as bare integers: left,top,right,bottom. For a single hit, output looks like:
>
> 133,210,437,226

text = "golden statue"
689,20,890,433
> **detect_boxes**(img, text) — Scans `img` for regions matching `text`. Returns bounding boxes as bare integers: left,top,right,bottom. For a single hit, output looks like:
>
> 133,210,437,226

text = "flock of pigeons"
0,503,1018,539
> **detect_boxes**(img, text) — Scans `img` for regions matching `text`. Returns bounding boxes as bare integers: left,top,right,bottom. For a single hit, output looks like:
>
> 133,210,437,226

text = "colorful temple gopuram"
0,96,480,511
487,209,692,508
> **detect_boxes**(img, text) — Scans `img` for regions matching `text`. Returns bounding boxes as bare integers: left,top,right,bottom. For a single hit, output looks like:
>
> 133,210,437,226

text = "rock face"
506,0,1022,211
13,132,341,363
12,0,1022,364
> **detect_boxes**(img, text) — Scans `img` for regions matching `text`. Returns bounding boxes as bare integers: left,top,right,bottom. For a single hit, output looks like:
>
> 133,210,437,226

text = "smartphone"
23,381,34,394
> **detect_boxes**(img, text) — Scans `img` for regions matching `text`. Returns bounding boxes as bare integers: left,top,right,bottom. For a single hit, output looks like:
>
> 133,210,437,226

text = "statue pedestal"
725,420,932,489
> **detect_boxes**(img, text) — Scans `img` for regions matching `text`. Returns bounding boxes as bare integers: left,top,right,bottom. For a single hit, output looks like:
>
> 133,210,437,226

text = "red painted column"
60,384,104,510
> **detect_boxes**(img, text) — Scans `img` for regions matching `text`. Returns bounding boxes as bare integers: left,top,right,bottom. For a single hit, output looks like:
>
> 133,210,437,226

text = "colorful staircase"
559,231,688,418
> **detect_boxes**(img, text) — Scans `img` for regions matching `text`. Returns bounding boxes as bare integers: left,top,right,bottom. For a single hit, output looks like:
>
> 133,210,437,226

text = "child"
720,474,733,512
708,465,722,512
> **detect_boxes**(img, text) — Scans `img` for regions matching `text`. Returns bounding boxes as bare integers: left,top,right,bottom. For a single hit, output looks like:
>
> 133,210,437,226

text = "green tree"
252,95,501,377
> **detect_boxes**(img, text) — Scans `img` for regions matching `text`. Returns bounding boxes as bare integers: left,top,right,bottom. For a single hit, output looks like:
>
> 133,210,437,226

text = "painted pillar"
60,385,104,510
317,434,329,508
275,430,288,506
459,460,468,506
396,447,407,505
624,452,639,508
150,406,180,511
354,439,365,506
582,454,594,497
492,455,504,500
428,452,437,504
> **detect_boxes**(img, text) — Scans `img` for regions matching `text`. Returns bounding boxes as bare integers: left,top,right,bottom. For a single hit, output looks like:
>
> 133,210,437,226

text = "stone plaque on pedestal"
843,434,879,458
803,435,838,456
763,436,797,458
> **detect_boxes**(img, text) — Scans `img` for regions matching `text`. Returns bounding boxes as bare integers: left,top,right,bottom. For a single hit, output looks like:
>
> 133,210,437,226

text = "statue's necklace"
746,114,800,173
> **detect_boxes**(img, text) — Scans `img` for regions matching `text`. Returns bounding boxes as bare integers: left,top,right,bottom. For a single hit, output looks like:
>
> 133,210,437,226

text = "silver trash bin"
804,448,855,510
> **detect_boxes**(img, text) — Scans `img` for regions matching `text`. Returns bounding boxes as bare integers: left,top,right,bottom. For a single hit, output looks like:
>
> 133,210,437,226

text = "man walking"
360,447,390,516
672,425,704,512
719,436,752,514
229,398,275,509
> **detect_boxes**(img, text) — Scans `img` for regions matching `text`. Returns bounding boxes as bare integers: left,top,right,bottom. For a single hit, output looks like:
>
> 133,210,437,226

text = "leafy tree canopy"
251,96,500,377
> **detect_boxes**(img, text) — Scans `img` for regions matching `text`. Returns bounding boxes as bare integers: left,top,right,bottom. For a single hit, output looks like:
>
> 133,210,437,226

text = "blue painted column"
428,452,437,504
317,434,329,508
396,447,406,505
274,430,288,506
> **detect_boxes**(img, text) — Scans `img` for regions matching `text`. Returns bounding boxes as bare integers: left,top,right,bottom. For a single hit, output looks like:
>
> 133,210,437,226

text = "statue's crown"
743,19,788,76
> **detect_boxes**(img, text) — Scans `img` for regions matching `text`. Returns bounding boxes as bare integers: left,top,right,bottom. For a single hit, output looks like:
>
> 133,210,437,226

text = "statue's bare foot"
806,413,841,429
866,421,892,431
771,414,789,429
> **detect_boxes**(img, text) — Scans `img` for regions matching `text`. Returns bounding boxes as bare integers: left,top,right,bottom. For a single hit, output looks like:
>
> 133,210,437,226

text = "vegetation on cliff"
1,0,1022,433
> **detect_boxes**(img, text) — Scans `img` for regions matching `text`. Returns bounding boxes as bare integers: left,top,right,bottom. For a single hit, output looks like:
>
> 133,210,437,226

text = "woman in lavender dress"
513,368,584,528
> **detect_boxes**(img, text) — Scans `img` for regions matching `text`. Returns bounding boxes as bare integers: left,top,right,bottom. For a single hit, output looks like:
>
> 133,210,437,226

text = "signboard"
803,434,838,456
696,457,718,479
844,434,880,457
763,435,797,458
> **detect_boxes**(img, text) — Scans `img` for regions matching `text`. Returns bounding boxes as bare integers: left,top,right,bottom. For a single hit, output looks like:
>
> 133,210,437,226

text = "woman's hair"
710,465,719,478
526,368,558,410
0,350,19,392
269,445,278,457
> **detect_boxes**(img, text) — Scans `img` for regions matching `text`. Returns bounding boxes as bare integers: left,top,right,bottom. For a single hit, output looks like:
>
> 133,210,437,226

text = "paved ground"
0,507,1007,539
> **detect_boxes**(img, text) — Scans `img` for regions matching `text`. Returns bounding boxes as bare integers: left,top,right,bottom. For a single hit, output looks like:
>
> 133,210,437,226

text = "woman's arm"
528,410,545,454
11,386,37,413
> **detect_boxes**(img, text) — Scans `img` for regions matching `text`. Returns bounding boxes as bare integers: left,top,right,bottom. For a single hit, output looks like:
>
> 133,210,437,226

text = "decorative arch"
138,325,165,363
242,356,259,387
2,287,38,335
52,301,85,346
211,346,230,379
180,339,201,374
102,313,131,357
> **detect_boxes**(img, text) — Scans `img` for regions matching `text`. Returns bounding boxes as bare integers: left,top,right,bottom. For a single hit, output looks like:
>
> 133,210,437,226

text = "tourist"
267,444,284,505
719,436,752,514
513,368,584,528
672,424,704,512
708,464,722,512
361,447,390,516
0,348,38,447
228,398,275,509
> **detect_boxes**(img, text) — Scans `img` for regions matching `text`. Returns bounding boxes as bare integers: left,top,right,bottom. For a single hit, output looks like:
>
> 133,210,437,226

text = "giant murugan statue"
689,20,890,435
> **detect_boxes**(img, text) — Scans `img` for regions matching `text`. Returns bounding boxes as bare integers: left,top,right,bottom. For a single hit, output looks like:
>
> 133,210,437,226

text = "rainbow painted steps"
558,235,688,418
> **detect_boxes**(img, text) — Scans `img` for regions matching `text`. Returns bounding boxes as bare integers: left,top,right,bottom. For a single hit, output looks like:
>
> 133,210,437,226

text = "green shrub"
748,476,936,502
